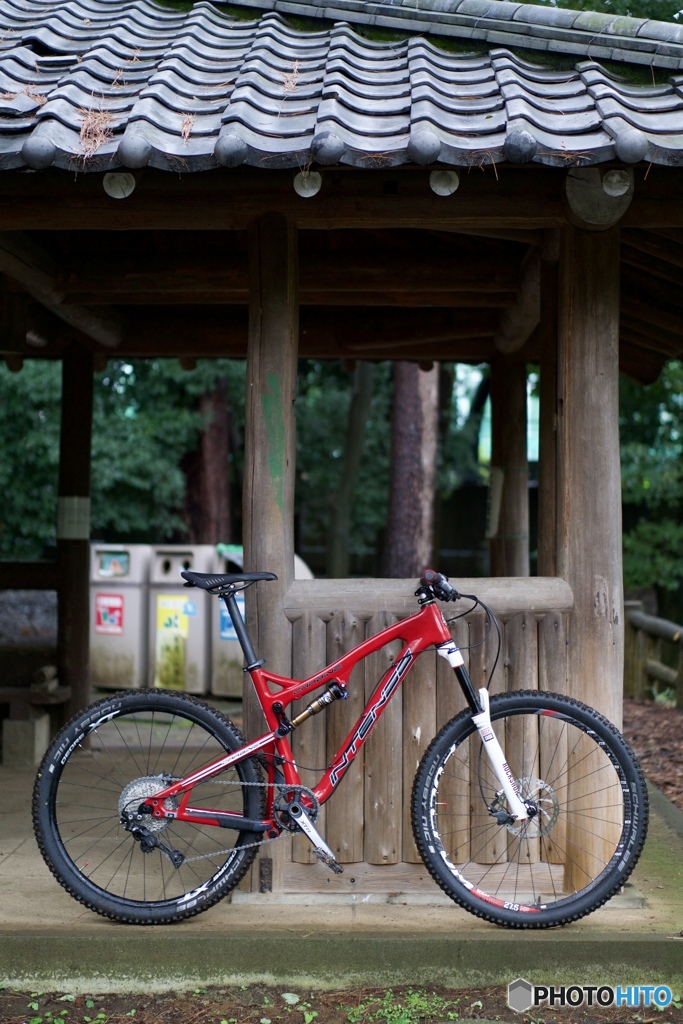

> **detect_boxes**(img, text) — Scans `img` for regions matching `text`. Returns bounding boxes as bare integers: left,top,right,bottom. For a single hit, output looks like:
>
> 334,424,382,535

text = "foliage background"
2,357,681,615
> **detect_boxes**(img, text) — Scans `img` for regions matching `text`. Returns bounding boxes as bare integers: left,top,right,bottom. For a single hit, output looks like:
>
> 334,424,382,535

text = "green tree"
0,361,61,559
295,360,393,571
0,357,247,558
620,360,683,595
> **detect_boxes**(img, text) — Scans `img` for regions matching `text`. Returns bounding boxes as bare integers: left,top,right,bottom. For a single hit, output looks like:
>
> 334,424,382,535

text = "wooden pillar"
57,346,94,719
537,234,559,578
555,225,623,726
243,212,298,891
489,353,529,577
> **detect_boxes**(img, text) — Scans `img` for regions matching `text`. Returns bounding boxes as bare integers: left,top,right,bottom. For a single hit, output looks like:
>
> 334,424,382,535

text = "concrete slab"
1,767,682,993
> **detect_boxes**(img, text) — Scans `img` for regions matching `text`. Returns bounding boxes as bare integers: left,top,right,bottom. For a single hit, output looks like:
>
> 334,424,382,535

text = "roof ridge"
220,0,683,69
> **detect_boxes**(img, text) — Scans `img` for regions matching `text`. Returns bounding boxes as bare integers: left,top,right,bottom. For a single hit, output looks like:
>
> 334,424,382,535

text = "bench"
0,684,71,766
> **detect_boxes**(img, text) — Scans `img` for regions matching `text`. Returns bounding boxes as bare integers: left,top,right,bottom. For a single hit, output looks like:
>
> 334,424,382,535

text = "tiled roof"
1,0,682,172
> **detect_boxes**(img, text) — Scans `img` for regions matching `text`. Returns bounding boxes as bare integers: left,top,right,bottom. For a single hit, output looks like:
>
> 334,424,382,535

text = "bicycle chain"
177,780,317,864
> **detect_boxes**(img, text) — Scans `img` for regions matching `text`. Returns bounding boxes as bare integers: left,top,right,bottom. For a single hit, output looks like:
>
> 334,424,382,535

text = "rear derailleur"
120,809,185,868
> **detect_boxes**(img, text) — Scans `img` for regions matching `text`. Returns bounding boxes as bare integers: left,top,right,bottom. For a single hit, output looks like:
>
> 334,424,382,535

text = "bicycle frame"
144,599,470,833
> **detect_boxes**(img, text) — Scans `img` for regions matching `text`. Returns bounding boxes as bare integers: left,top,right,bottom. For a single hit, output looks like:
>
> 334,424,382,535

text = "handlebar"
420,569,461,602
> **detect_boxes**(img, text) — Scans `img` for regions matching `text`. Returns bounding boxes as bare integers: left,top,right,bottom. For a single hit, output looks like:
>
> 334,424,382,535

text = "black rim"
425,701,637,917
45,701,254,909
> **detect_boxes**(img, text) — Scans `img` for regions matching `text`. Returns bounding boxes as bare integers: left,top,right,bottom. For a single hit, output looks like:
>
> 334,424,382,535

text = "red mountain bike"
33,570,648,929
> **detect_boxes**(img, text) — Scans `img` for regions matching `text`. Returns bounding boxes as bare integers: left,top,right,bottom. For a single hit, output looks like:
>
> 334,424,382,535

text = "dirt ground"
0,983,680,1024
622,698,683,813
1,698,681,1024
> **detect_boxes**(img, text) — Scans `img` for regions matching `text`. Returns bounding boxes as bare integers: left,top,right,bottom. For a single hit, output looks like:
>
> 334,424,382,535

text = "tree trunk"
489,352,529,577
326,362,374,578
381,361,438,578
183,379,231,544
199,380,231,543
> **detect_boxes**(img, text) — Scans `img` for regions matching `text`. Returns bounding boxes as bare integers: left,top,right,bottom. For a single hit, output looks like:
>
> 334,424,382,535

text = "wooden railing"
624,600,683,707
280,576,574,874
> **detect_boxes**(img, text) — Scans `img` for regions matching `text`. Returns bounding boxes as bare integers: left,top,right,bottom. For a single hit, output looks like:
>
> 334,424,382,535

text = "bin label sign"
157,596,189,638
97,552,129,578
220,595,245,641
154,596,190,691
95,593,124,635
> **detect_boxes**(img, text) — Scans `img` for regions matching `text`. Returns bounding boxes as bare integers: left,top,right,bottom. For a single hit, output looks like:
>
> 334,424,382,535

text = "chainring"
272,786,320,832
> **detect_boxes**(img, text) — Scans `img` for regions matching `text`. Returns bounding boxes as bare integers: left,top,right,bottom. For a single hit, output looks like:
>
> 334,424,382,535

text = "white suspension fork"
472,687,528,821
436,642,528,821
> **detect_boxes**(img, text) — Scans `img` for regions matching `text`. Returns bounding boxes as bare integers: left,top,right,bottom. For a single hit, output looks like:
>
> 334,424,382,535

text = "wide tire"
33,689,264,924
411,690,648,928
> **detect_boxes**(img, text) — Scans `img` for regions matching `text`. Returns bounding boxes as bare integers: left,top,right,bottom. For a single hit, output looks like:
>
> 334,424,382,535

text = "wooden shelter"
1,0,683,890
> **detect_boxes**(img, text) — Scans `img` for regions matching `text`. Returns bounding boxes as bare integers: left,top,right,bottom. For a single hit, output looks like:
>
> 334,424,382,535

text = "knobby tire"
411,690,648,928
33,689,264,925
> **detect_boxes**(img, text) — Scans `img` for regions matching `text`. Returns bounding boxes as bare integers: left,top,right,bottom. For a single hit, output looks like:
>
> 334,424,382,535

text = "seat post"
222,590,263,671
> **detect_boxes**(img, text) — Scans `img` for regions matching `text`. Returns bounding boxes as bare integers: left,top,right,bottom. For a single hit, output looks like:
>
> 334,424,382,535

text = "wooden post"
243,212,298,890
489,352,529,577
555,225,623,724
57,345,94,720
623,600,644,699
554,224,623,893
537,234,559,578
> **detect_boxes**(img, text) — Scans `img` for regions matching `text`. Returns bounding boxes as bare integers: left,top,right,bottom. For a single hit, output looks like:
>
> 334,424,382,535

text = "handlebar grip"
420,569,460,601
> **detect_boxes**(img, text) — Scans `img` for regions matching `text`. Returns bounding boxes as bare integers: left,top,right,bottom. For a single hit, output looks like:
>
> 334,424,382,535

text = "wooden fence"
273,577,573,886
624,600,683,708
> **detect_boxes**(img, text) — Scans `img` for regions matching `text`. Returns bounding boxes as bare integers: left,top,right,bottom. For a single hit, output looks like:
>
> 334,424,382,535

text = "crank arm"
471,688,528,821
287,801,343,873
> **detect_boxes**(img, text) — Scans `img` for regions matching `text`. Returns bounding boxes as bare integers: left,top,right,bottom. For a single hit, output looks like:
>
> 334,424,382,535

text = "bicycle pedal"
313,847,344,875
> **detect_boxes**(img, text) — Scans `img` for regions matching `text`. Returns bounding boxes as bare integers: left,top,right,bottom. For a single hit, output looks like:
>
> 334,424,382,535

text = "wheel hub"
118,776,177,834
503,777,560,837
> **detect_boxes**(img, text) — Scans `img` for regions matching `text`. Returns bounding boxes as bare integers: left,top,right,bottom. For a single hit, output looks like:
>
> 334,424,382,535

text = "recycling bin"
210,544,314,697
148,545,215,694
90,544,152,690
211,544,246,698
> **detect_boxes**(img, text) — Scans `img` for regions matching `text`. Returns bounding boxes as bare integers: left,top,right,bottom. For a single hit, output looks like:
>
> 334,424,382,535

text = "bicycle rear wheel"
33,689,264,924
411,690,648,928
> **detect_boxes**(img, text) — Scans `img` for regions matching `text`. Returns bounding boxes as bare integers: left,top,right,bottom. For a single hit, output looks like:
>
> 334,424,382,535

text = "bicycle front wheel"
33,689,264,925
411,690,648,928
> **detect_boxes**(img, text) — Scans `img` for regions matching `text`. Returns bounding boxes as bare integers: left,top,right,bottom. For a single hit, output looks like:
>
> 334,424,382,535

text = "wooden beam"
0,306,499,357
493,246,540,354
0,232,125,348
621,264,683,306
619,338,665,385
620,244,683,288
620,319,683,357
648,228,683,244
0,167,679,230
621,295,683,338
0,168,568,231
621,229,683,270
56,252,518,301
285,577,574,617
0,561,59,589
52,287,518,308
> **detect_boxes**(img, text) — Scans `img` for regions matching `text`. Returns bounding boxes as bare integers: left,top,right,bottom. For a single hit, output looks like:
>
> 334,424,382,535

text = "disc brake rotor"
504,777,560,837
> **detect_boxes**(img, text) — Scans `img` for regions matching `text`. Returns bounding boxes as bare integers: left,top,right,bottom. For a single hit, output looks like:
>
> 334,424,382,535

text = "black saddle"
181,570,277,592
